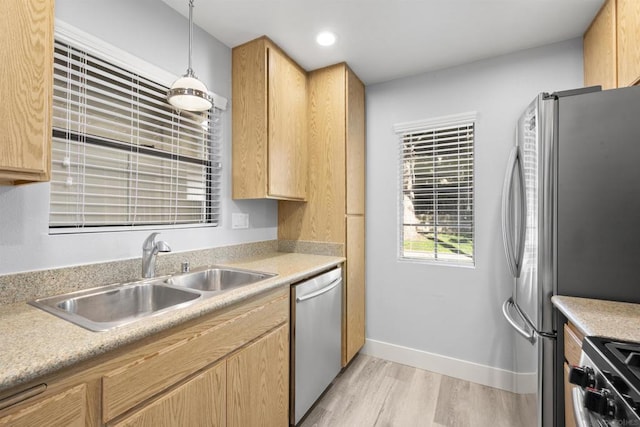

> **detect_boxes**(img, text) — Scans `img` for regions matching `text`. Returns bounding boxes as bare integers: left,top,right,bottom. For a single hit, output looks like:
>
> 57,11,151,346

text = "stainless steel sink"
29,266,276,332
167,267,276,294
30,280,201,332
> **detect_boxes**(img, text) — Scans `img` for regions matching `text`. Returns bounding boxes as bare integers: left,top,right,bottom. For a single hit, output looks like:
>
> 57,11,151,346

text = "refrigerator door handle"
501,147,519,277
514,146,527,278
502,297,535,343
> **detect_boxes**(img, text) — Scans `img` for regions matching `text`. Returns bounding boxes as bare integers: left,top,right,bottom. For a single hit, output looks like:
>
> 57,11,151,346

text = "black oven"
569,336,640,426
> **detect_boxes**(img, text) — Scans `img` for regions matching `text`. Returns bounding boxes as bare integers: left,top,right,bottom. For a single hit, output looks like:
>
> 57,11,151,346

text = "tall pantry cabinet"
279,64,366,366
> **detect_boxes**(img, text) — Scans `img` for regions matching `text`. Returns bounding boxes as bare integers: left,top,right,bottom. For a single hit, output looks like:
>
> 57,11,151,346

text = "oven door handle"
572,386,591,427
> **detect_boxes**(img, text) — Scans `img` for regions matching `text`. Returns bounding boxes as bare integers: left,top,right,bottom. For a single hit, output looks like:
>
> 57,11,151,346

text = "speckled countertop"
552,295,640,342
0,252,344,393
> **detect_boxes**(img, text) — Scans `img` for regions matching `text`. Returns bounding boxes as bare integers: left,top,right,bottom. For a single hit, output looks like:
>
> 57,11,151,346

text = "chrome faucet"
142,232,172,278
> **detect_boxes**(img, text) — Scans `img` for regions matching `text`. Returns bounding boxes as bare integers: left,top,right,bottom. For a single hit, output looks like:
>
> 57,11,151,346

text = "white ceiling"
161,0,605,85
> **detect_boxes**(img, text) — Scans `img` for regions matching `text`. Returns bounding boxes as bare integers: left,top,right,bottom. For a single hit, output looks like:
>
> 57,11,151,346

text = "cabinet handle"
0,383,47,411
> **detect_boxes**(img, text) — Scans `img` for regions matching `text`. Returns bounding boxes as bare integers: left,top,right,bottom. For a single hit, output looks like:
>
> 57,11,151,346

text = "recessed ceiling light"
316,31,336,47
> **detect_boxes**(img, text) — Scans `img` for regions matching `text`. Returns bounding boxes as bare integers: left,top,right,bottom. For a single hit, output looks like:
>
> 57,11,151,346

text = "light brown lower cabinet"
112,362,226,427
0,383,86,427
227,324,289,427
0,287,289,426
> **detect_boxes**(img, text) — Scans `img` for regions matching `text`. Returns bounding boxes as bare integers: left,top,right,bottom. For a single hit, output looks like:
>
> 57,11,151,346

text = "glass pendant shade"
168,73,212,112
167,0,212,112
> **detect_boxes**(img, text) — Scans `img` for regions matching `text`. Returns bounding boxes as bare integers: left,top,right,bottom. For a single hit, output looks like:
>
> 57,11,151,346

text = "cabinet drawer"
111,361,226,427
564,322,584,367
102,289,288,422
0,384,86,427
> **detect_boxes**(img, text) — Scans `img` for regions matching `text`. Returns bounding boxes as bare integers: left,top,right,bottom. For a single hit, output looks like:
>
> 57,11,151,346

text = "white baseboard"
361,339,536,394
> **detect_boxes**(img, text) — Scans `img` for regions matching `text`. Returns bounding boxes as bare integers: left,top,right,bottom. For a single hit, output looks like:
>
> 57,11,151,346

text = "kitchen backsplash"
278,240,344,257
0,240,344,305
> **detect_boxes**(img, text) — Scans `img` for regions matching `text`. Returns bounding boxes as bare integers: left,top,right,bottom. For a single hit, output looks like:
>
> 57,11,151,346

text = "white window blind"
395,113,476,265
49,39,221,230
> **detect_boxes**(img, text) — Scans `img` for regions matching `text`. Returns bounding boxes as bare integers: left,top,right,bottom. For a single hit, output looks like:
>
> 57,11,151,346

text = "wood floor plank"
433,375,471,426
299,354,531,427
335,358,397,426
516,392,537,427
468,382,517,427
301,355,392,427
373,362,441,427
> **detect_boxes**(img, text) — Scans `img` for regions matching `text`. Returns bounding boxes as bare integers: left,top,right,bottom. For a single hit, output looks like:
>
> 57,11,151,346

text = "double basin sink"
29,266,276,332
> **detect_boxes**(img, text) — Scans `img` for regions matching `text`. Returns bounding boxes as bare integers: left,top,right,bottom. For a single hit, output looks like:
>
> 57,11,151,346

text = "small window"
395,112,476,265
49,37,222,231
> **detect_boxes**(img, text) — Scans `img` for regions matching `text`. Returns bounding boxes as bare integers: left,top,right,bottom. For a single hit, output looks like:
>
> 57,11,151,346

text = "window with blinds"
395,113,476,265
49,39,221,231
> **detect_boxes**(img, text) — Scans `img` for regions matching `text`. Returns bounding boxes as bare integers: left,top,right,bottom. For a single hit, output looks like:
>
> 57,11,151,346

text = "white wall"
365,38,583,373
0,0,277,275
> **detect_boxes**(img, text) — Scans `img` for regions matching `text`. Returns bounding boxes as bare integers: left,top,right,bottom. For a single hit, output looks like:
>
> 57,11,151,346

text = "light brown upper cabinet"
279,63,366,366
584,0,617,89
584,0,640,89
0,0,53,185
617,0,640,86
232,37,307,200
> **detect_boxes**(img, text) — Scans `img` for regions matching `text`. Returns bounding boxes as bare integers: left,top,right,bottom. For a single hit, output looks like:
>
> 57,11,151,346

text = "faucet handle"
143,232,161,250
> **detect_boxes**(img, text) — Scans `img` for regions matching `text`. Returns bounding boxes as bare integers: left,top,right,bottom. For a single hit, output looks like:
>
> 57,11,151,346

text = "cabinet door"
232,38,268,199
278,64,346,242
0,384,86,427
0,0,53,184
564,322,584,367
346,68,366,215
268,47,307,200
617,0,640,86
112,361,226,427
584,0,617,89
227,324,289,427
344,215,365,365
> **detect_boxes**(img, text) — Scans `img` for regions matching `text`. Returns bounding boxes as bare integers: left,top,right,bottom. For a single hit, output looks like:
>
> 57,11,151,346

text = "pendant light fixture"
167,0,213,112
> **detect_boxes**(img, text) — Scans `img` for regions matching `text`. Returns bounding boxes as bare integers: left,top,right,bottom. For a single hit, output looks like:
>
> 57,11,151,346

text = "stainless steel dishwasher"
290,267,343,425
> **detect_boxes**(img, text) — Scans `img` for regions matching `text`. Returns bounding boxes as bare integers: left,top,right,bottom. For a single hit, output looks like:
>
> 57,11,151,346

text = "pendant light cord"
187,0,194,77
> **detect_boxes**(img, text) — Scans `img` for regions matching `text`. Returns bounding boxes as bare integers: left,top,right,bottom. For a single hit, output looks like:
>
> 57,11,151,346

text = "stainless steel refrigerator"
501,85,640,427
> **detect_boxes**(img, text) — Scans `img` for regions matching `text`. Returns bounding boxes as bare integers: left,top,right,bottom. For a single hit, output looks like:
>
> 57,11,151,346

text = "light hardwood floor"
299,354,536,427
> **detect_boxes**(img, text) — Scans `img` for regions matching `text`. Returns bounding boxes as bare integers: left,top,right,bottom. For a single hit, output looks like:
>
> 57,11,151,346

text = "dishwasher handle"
296,278,342,302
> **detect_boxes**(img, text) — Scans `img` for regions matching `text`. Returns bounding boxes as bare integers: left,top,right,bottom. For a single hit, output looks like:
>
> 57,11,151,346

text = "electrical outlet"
231,213,249,229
